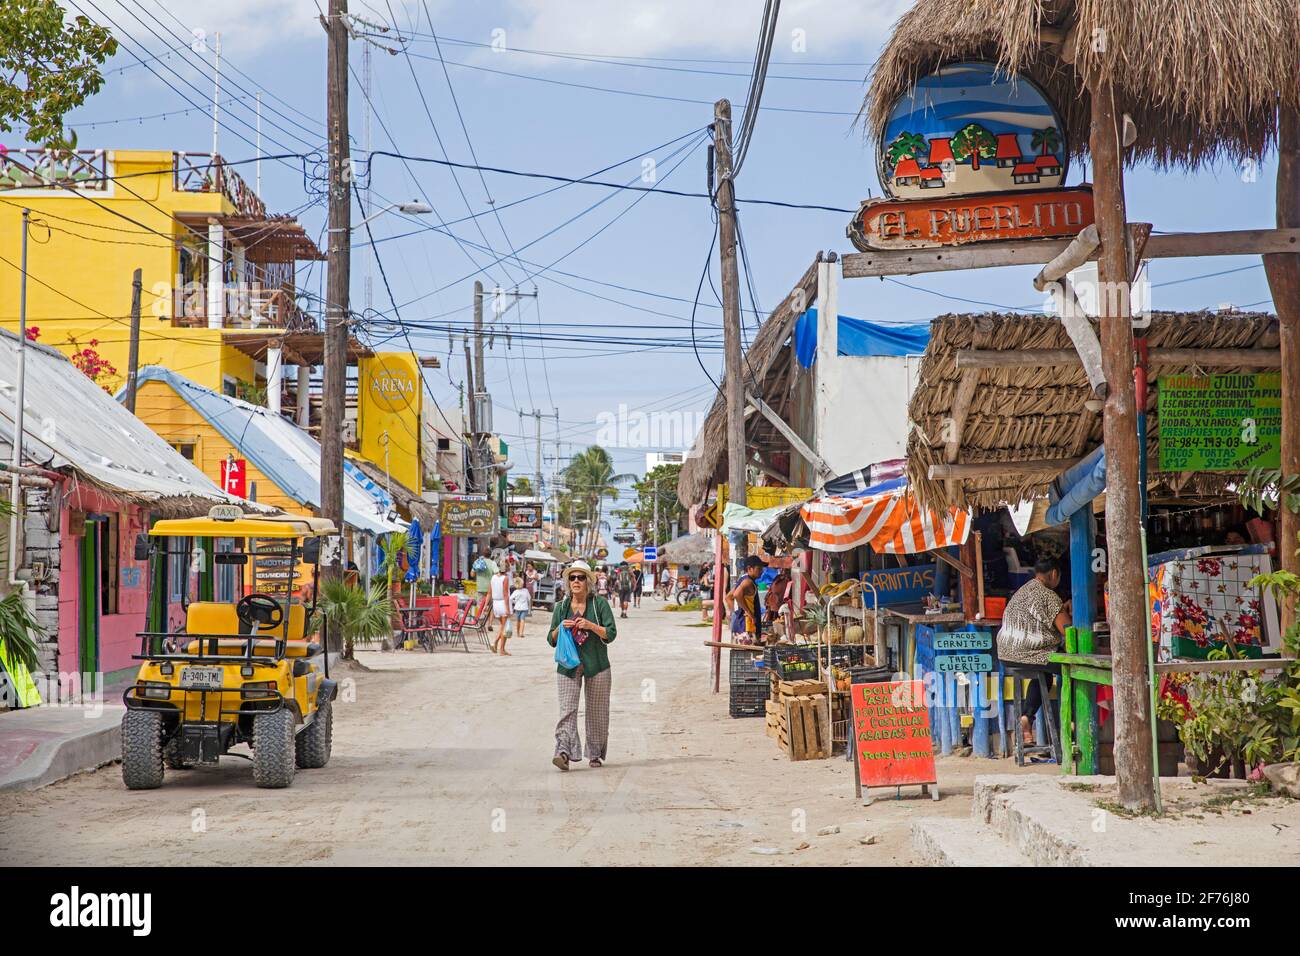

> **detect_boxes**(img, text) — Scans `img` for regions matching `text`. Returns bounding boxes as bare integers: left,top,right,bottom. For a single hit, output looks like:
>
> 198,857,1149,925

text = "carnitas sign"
848,61,1094,251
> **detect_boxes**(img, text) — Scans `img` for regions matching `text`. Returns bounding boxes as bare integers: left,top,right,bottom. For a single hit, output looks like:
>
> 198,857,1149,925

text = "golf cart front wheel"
253,708,296,788
121,710,165,790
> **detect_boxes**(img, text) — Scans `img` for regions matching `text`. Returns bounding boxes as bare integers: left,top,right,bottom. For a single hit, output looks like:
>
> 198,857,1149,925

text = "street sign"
643,546,658,562
699,502,720,529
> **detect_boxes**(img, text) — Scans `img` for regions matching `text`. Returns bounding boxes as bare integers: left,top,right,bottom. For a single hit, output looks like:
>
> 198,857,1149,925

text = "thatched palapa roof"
907,312,1280,512
862,0,1300,171
677,258,820,507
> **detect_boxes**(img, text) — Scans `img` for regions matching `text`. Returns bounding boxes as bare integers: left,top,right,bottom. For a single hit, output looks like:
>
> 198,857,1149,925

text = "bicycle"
675,582,701,605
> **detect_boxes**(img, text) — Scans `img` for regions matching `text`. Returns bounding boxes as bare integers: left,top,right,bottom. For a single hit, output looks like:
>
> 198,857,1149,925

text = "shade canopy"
800,481,972,554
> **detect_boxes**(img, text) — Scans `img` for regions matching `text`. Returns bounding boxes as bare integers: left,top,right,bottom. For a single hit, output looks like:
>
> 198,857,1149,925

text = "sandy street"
1,600,1044,866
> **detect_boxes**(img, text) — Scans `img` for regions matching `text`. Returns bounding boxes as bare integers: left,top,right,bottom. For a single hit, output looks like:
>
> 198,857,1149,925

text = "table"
1050,633,1297,775
395,605,436,651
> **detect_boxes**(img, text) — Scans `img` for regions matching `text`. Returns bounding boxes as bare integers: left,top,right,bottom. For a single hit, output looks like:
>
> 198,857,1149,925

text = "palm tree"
885,130,928,167
1031,126,1061,157
563,446,633,556
312,580,393,659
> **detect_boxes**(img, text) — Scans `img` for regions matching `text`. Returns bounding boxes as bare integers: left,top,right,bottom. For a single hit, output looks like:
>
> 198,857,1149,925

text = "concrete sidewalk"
0,694,124,791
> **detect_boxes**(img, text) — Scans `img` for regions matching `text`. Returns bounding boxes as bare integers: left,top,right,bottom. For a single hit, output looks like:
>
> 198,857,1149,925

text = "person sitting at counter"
996,557,1072,746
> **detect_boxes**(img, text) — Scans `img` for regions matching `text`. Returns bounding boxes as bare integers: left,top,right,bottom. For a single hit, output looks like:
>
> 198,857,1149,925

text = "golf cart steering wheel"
236,593,284,630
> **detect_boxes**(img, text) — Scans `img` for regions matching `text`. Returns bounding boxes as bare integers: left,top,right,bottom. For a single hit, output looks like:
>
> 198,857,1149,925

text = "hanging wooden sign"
850,61,1089,252
848,187,1094,251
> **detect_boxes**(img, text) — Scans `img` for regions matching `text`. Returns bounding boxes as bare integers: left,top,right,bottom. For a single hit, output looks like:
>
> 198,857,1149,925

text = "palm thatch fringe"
862,0,1300,171
907,311,1278,512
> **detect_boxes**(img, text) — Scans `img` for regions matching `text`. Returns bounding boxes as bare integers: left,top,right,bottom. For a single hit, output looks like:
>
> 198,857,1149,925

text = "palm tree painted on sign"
1031,126,1062,158
951,123,998,171
563,446,634,556
885,131,928,167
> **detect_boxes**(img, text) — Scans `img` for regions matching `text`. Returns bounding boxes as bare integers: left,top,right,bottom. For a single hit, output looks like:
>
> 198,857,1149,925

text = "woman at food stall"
995,557,1072,744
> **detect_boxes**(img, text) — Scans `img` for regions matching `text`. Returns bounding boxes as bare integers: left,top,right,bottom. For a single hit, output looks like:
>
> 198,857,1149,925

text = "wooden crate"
774,694,831,761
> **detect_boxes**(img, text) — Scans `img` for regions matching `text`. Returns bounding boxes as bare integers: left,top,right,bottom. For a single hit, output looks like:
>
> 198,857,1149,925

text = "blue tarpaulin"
794,309,930,368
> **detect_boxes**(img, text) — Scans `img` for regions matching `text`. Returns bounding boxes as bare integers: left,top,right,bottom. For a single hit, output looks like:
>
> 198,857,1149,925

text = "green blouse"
547,594,618,678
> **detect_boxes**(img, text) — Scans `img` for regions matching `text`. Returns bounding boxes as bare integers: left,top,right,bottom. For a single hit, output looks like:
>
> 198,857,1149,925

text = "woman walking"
547,560,617,771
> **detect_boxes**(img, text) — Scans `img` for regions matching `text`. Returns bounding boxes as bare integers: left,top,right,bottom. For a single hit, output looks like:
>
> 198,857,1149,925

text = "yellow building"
0,147,322,408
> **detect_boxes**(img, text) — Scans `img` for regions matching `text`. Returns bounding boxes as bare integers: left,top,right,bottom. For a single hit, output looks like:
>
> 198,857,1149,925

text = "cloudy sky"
39,1,1285,528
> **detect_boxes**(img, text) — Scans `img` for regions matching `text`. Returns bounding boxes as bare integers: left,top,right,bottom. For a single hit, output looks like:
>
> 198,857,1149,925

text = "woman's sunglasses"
567,575,586,583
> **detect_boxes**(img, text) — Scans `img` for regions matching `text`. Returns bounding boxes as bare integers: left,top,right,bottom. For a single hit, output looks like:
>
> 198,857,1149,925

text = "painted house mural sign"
849,62,1094,251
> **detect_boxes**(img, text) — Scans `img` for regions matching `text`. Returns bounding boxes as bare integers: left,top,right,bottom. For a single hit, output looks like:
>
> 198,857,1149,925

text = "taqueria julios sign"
849,61,1094,251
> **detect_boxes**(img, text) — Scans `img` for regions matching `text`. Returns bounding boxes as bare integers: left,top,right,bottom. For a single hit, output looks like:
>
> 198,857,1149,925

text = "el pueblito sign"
848,61,1094,251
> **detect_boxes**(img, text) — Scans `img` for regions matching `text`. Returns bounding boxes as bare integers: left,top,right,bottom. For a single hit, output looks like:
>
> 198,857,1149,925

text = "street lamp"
331,200,432,233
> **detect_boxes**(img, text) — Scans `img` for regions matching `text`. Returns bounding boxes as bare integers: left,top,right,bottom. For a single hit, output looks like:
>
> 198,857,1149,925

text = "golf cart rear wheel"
295,699,333,769
121,710,165,790
252,708,296,788
164,735,190,770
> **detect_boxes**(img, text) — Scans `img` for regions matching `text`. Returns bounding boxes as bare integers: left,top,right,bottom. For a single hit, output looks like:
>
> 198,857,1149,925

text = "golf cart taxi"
121,509,339,790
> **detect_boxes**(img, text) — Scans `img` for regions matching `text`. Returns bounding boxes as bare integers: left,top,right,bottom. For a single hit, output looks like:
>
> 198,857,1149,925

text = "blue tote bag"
554,624,582,670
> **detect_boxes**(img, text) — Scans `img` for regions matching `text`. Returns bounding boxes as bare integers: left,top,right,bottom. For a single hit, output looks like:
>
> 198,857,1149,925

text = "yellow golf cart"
122,508,339,789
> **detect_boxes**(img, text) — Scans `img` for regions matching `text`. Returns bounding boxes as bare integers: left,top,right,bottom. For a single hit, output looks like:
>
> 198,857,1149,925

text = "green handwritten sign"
1157,373,1280,472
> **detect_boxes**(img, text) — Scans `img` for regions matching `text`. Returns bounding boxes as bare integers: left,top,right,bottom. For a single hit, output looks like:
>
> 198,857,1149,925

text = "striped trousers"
555,667,612,761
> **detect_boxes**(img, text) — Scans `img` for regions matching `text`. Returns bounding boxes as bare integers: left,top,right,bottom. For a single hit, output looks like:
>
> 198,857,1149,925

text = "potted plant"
312,581,392,659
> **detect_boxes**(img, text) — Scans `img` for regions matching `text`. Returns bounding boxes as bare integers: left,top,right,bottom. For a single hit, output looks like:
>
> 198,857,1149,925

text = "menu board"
1157,373,1281,472
850,680,936,791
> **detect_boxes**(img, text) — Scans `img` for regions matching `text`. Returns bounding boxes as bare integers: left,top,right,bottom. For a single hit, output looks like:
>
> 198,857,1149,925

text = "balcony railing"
172,283,317,331
0,148,109,191
173,152,267,219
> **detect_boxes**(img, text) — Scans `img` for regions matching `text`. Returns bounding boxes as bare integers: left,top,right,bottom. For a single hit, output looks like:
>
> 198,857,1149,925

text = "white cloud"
490,0,910,63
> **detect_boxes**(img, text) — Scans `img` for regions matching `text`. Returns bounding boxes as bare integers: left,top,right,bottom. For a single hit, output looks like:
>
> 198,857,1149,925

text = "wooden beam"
1033,224,1099,291
933,547,974,579
945,368,979,498
746,391,833,481
956,347,1281,370
929,458,1080,479
841,228,1300,279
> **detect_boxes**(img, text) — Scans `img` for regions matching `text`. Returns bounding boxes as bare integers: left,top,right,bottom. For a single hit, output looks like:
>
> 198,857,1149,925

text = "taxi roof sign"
208,504,244,521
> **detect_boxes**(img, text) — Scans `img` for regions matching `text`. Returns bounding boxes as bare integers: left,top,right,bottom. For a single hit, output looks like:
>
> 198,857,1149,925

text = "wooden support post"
1264,106,1300,637
124,268,143,414
1089,80,1155,809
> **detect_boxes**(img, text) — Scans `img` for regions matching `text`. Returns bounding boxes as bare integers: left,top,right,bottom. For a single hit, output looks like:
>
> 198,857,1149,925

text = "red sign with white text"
848,187,1094,251
851,680,936,790
221,458,247,498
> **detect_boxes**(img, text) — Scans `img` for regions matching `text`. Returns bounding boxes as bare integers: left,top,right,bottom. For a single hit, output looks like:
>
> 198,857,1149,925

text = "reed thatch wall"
862,0,1300,171
907,311,1279,511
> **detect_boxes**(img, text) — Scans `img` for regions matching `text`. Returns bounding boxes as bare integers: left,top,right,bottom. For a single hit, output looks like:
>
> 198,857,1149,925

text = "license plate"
180,666,224,690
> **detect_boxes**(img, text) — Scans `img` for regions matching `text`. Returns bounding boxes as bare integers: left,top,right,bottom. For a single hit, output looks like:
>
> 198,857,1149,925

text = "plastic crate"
847,664,894,686
728,682,767,718
728,650,767,685
764,644,869,680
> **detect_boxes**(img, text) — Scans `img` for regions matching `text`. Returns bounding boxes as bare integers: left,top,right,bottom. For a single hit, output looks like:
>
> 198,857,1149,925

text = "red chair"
433,596,486,653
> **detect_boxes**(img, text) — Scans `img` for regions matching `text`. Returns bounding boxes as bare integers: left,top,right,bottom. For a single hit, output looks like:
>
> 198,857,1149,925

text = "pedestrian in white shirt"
490,569,511,655
510,577,532,639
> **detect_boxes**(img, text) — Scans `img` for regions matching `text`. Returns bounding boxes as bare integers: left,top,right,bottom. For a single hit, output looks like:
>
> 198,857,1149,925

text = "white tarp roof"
0,333,246,510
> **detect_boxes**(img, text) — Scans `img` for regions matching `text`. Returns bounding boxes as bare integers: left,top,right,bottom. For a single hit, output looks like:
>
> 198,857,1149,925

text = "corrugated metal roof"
0,332,240,511
129,366,405,535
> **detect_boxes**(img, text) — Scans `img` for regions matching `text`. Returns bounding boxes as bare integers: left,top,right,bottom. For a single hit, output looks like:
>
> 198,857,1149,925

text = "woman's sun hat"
565,560,597,586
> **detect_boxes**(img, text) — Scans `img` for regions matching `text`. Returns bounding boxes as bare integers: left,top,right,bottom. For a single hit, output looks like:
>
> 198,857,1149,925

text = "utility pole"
470,280,485,495
125,268,143,414
8,210,30,586
322,0,350,574
714,99,746,558
463,333,477,487
211,32,221,159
